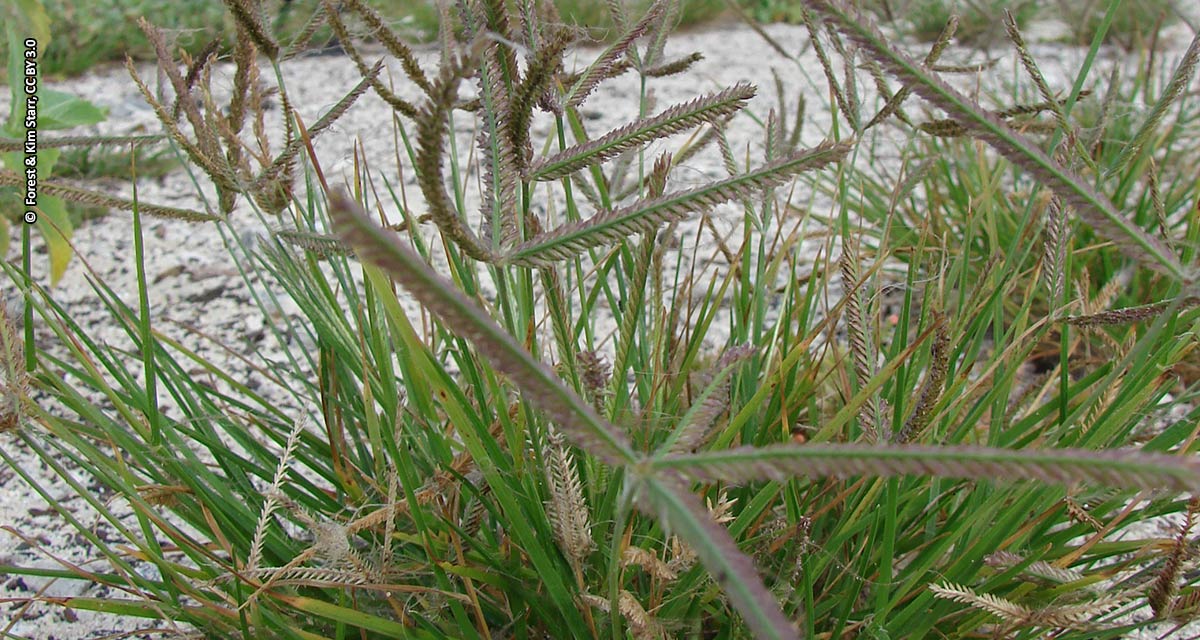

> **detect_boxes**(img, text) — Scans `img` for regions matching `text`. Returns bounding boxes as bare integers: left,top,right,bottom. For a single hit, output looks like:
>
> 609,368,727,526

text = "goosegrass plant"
5,1,1200,639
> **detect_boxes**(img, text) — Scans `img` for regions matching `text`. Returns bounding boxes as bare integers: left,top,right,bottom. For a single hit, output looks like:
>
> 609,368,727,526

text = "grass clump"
859,0,1038,45
3,0,1200,639
1054,0,1180,50
5,0,734,79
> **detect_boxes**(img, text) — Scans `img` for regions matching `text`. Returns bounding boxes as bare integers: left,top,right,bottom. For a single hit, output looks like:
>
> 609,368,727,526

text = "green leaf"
275,594,438,639
35,193,73,285
6,27,25,130
37,89,108,130
12,0,52,46
5,0,52,130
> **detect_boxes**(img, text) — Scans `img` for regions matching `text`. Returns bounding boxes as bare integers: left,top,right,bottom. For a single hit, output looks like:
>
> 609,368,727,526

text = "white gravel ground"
3,8,1200,639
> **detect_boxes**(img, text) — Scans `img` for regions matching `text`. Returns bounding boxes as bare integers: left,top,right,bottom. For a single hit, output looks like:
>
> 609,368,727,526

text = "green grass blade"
327,190,636,466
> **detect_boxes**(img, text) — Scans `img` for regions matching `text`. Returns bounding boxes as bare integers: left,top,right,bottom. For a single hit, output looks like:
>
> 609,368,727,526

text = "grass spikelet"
0,171,220,221
931,59,1001,73
802,8,855,131
251,566,368,589
565,0,666,108
917,119,968,137
862,56,908,129
1043,195,1068,305
622,546,678,581
1063,497,1103,530
645,52,703,78
1066,296,1200,327
323,0,420,118
280,0,332,59
666,533,696,573
580,590,666,639
665,346,751,454
985,550,1088,586
930,582,1033,624
840,45,861,131
840,242,882,442
342,0,433,95
606,0,629,28
253,58,379,213
1003,11,1069,137
617,590,665,640
175,37,222,120
804,0,1188,282
461,491,489,537
770,67,807,148
134,484,192,508
245,419,306,577
223,0,278,60
933,580,1121,630
1031,596,1125,629
226,36,255,141
653,443,1200,492
508,140,851,266
577,350,612,412
1173,589,1200,622
1110,30,1200,178
515,0,538,47
252,59,382,212
995,92,1093,120
0,303,28,434
379,471,398,571
473,8,525,246
275,230,355,259
648,151,673,197
529,83,756,182
510,26,573,166
135,18,218,162
124,57,234,192
415,61,498,262
1148,159,1170,242
641,0,678,69
895,312,950,443
609,235,656,417
1149,497,1200,616
545,430,595,575
0,134,165,151
1084,66,1121,155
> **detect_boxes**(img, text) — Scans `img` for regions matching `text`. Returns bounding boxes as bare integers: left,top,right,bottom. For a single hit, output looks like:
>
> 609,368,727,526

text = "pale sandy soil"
2,10,1199,639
